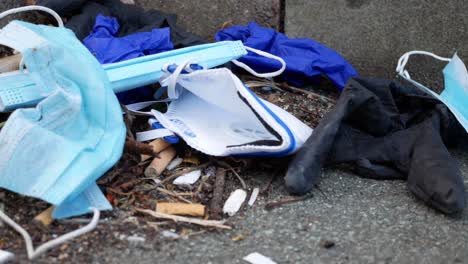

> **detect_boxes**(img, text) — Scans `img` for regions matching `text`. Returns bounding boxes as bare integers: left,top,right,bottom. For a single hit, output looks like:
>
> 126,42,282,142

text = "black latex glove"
285,77,466,214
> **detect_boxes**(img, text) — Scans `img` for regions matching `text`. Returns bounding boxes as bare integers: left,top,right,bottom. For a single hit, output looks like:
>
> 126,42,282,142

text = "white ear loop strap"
396,50,451,79
0,208,100,260
0,6,64,72
0,5,64,27
232,46,286,78
126,62,194,142
0,5,64,28
166,59,195,100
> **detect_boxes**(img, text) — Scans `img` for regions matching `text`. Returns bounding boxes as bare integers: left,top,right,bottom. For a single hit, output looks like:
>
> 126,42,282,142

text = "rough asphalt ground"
89,150,468,264
0,1,467,264
4,152,468,264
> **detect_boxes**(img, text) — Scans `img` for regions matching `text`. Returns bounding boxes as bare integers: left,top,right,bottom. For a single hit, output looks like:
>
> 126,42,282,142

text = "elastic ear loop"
133,60,195,141
232,46,286,78
0,208,100,260
167,59,195,99
0,5,64,27
132,60,197,108
129,61,198,142
0,5,65,73
396,50,451,79
159,61,205,99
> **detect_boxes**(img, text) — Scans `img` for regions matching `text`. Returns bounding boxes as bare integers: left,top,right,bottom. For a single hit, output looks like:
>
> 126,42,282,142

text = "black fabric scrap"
285,77,467,214
37,0,205,48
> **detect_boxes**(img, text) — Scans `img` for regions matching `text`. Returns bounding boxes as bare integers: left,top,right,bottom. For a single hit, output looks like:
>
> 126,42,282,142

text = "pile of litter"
0,1,467,262
0,80,328,262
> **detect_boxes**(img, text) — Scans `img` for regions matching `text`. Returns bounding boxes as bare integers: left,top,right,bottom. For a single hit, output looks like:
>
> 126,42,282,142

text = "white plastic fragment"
126,235,146,243
248,188,260,207
152,178,162,185
0,250,15,264
119,234,145,246
173,170,202,186
223,189,247,216
161,230,180,239
166,157,183,171
243,252,277,264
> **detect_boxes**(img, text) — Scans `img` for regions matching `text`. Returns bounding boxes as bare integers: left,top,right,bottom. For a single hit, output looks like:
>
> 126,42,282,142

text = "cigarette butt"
156,202,205,217
0,54,22,73
144,146,176,177
141,139,171,162
34,206,55,226
25,0,37,5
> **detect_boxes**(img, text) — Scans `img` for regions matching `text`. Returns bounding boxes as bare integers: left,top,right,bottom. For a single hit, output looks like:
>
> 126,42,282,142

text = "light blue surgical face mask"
0,35,287,112
0,40,249,111
0,6,125,260
397,51,468,133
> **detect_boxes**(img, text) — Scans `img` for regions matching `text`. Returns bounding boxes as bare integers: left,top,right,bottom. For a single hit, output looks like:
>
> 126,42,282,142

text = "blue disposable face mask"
0,34,287,112
0,40,249,111
396,51,468,133
0,6,125,260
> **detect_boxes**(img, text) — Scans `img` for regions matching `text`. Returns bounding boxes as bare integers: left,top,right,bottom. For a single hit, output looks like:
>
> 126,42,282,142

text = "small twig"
209,168,226,220
113,179,144,191
277,82,336,103
157,187,193,204
213,160,247,189
260,173,278,195
244,76,336,103
147,221,172,226
137,209,231,229
137,159,152,167
124,138,157,157
194,173,211,200
229,168,247,190
107,187,136,196
185,230,208,238
298,106,316,115
122,194,136,208
122,105,136,140
264,193,314,210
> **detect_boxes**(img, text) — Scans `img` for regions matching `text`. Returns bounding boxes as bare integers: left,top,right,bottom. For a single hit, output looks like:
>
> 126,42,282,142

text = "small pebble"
319,239,336,249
